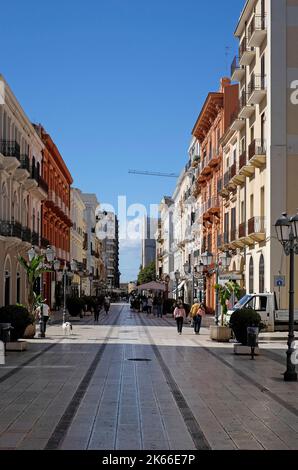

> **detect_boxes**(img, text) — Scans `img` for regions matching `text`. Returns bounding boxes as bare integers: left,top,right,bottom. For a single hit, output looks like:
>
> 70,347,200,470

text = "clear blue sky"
1,0,243,282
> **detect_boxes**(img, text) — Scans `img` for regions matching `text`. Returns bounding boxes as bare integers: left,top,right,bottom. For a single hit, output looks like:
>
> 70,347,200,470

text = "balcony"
239,37,255,66
231,56,245,82
209,148,221,167
238,150,255,178
248,216,266,242
248,15,267,48
239,92,255,119
247,74,267,105
230,111,246,132
21,227,32,244
0,220,22,241
0,140,20,171
233,222,248,248
200,154,212,176
14,155,30,181
208,196,221,215
248,139,266,168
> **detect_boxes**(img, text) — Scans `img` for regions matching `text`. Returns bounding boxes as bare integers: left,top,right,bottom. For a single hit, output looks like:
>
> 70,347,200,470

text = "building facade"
192,78,239,310
0,76,48,307
34,124,73,308
97,211,120,289
225,0,298,307
70,188,87,296
141,216,157,269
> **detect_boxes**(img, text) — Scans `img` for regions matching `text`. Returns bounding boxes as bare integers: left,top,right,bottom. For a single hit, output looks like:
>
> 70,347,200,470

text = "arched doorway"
259,254,265,293
249,257,254,294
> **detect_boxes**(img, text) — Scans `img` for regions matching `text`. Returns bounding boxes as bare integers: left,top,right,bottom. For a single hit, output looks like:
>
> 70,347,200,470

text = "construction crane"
128,169,179,178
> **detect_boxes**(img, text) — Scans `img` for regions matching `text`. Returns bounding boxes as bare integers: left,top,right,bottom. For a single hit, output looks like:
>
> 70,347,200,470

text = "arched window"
249,257,254,294
259,254,265,293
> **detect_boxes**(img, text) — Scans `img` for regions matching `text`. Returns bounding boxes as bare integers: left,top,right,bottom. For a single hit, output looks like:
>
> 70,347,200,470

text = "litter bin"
247,326,259,360
0,323,14,353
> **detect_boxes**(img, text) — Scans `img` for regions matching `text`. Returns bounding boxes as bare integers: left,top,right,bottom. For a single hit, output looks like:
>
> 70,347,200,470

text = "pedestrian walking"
94,302,101,322
36,301,50,337
104,296,110,315
147,296,153,315
156,294,164,318
173,300,186,335
191,301,205,334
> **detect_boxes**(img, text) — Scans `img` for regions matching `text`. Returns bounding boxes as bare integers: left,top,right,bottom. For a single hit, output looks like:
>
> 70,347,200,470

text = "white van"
226,293,298,332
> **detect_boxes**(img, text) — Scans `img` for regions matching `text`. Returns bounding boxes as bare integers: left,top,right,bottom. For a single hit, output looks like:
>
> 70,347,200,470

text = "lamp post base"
284,370,297,382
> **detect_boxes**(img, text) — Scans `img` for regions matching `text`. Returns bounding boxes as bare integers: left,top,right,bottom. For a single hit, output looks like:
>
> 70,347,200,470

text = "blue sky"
1,0,242,282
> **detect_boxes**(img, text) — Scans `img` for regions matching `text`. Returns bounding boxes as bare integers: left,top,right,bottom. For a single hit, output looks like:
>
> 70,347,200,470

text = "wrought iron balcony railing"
0,140,20,159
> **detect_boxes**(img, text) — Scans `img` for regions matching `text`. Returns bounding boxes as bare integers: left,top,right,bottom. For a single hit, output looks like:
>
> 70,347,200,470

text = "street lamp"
174,270,180,300
275,212,298,382
89,273,93,296
61,260,78,324
184,261,199,304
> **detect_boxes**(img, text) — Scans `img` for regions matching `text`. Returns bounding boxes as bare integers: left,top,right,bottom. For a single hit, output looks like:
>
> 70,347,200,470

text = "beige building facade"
0,75,47,307
70,188,87,295
223,0,298,307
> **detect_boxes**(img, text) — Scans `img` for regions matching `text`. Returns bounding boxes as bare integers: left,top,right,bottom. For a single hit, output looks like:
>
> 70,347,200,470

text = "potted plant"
229,308,264,345
0,305,34,341
210,281,241,342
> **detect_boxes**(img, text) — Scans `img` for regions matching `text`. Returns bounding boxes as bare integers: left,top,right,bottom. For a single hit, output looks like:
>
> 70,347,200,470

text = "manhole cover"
127,358,151,362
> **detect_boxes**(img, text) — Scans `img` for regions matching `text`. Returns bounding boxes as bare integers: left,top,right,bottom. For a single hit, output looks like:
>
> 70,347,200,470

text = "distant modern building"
141,216,157,268
97,211,120,289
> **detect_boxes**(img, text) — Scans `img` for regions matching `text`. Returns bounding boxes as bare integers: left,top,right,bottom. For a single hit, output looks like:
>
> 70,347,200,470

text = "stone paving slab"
0,304,297,450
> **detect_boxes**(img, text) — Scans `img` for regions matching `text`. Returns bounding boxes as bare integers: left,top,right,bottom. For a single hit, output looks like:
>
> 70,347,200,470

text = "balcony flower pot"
210,325,232,342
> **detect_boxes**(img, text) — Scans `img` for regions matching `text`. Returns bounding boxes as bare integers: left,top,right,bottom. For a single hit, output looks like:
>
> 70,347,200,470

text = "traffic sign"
274,275,286,287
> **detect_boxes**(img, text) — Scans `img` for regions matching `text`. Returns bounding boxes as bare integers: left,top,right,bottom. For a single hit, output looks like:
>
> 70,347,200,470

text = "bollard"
0,340,4,365
247,326,259,360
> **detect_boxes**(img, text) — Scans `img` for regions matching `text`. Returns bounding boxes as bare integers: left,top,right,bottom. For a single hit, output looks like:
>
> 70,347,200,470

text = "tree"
18,255,52,316
137,261,156,285
214,281,241,326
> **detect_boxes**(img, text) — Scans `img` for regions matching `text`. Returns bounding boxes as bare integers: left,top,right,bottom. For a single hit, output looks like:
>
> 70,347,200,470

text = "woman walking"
193,303,205,334
173,300,186,335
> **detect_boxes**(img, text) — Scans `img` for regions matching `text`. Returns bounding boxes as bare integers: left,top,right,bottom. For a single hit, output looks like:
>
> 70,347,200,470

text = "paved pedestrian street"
0,303,298,451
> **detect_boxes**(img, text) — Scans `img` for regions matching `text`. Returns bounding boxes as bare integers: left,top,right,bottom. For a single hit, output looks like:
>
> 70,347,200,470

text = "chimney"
220,77,231,92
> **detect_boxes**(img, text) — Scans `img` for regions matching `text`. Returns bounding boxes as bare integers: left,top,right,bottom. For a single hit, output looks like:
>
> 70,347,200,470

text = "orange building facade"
192,78,238,311
34,125,73,309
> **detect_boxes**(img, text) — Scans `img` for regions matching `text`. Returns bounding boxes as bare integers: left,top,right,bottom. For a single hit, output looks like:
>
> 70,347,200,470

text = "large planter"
23,324,36,339
210,325,232,342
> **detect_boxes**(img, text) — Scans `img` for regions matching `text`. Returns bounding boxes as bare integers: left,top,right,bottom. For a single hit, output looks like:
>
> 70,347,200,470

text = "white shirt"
37,304,50,317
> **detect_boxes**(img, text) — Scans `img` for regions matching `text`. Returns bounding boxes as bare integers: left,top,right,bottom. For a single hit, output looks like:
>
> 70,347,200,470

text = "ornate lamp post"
183,261,199,304
174,270,180,301
275,212,298,382
201,250,232,325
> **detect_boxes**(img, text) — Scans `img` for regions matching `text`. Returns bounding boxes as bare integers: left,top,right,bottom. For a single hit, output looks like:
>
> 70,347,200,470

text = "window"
250,194,254,218
249,257,254,293
259,254,265,293
241,200,245,223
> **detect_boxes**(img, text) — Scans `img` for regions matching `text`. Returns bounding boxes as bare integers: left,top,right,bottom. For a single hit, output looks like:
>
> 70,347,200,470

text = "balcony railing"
248,139,267,161
248,216,265,235
19,155,30,171
0,220,22,239
248,15,267,47
32,231,39,246
0,140,20,159
239,150,247,170
247,73,267,99
230,227,237,242
231,56,240,79
239,37,255,65
238,222,246,238
21,227,32,243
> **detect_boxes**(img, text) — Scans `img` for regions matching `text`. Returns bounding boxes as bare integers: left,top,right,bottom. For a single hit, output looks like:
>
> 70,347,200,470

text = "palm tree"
18,254,52,317
215,281,241,326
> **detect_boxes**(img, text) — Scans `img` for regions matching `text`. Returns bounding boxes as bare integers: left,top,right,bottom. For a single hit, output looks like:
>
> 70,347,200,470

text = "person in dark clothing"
94,302,101,322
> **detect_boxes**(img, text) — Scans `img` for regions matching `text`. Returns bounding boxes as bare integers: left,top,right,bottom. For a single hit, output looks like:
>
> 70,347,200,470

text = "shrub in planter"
66,297,85,317
0,305,34,341
229,308,263,345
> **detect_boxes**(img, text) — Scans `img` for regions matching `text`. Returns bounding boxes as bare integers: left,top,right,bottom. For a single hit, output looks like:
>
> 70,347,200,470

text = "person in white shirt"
36,302,50,337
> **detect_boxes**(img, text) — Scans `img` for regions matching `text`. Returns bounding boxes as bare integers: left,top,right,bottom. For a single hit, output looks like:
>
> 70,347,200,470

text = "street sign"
219,273,242,281
274,275,286,287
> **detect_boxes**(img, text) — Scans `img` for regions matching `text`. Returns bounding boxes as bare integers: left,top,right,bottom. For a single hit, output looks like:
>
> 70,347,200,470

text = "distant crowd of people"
129,293,165,318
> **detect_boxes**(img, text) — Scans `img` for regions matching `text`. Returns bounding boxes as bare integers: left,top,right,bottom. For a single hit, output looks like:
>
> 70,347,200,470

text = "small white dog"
62,322,72,335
